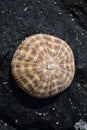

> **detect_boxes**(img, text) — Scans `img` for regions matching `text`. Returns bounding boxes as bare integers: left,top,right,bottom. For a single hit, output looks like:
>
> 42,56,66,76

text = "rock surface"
0,0,87,130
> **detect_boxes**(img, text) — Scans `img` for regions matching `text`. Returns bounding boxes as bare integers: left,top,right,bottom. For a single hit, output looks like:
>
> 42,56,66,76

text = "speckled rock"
0,0,87,130
0,120,16,130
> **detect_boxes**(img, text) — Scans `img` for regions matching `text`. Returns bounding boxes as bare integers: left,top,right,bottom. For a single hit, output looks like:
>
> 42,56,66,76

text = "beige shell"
11,34,75,98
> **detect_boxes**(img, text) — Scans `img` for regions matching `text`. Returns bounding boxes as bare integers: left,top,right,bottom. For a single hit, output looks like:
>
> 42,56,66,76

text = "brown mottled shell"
11,34,75,98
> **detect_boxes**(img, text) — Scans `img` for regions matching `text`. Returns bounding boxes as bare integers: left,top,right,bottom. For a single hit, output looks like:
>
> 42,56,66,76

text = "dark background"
0,0,87,130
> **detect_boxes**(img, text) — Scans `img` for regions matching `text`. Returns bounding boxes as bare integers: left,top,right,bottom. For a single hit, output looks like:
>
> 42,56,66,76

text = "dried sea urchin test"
11,34,75,98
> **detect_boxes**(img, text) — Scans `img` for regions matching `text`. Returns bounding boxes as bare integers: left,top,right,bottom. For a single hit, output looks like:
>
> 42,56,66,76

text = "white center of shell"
47,63,54,70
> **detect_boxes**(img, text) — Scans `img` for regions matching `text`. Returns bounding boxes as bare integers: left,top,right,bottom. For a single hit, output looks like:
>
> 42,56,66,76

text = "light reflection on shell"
11,34,75,98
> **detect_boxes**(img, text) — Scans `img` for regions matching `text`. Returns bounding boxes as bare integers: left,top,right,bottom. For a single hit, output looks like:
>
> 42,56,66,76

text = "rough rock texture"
0,0,87,130
0,120,16,130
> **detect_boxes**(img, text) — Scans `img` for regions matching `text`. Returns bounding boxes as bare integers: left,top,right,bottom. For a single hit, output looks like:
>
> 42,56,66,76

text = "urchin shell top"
11,34,75,98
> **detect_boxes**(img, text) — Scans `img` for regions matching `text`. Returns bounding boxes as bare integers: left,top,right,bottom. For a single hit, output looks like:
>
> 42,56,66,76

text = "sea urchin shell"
11,34,75,98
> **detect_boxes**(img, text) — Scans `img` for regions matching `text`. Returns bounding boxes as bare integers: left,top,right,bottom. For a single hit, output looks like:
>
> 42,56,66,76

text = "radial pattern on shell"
11,34,75,98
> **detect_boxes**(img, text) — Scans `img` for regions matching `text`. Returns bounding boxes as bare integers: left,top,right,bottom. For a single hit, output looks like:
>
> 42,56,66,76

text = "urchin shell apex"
11,34,75,98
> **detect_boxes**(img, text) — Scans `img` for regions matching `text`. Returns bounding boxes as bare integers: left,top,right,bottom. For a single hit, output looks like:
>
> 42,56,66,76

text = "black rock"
0,0,87,130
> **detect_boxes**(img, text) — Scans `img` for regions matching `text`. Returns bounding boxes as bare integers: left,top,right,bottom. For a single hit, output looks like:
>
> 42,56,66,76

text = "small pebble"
1,11,4,13
54,1,57,5
52,107,56,111
36,112,42,116
38,113,43,116
74,106,77,109
3,31,6,34
4,123,7,127
75,11,78,14
40,10,43,14
71,18,74,22
37,0,40,3
56,122,59,125
84,84,87,88
43,113,47,116
59,12,62,15
70,14,73,17
24,7,28,12
81,32,84,35
3,82,8,85
20,17,23,20
0,120,3,123
79,113,81,116
15,119,18,123
77,83,80,87
84,113,87,116
36,112,48,116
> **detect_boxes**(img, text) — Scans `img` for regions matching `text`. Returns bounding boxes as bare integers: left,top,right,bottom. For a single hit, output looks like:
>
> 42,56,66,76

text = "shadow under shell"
9,68,63,109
